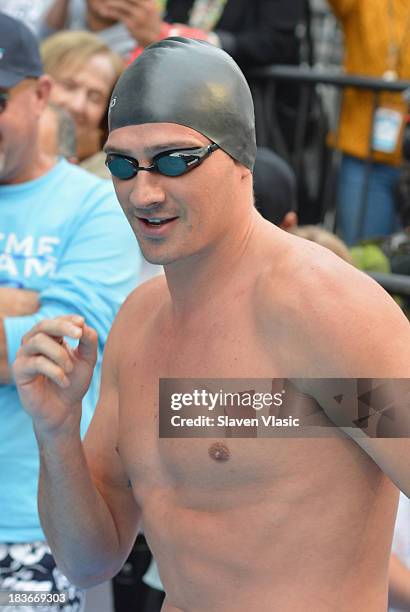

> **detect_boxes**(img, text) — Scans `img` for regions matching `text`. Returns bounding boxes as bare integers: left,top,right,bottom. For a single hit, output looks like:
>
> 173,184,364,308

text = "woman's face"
49,52,118,159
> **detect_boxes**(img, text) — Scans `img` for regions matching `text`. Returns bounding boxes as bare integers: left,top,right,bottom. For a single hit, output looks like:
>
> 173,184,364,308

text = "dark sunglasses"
0,92,9,114
105,143,219,179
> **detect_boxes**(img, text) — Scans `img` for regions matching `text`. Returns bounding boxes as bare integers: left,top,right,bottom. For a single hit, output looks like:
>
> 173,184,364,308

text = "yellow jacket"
328,0,410,164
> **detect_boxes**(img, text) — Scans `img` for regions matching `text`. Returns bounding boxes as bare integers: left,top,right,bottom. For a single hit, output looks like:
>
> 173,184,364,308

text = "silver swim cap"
108,37,256,170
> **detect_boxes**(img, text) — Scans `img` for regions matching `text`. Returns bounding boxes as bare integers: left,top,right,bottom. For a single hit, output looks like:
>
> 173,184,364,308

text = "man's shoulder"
116,274,168,322
56,159,113,193
258,232,359,314
103,274,167,353
51,160,120,219
257,233,409,375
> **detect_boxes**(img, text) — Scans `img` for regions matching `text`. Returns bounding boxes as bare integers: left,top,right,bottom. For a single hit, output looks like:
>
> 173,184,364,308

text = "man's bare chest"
116,307,286,481
115,306,371,504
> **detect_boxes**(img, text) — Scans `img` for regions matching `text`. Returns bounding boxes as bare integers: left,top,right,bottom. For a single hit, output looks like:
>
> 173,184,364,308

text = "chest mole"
208,441,231,462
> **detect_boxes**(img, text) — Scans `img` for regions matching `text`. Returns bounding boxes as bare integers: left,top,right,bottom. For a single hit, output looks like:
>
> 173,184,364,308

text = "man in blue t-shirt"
0,12,140,611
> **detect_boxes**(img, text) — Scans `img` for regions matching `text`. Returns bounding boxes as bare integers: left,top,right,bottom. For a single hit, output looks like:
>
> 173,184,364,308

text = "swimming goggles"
105,143,219,179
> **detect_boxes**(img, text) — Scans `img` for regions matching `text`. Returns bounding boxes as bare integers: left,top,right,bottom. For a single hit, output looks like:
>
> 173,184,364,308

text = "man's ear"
35,75,53,114
234,160,252,180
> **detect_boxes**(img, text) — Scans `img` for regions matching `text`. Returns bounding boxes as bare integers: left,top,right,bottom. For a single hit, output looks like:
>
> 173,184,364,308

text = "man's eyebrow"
103,142,205,155
103,145,133,155
145,142,204,154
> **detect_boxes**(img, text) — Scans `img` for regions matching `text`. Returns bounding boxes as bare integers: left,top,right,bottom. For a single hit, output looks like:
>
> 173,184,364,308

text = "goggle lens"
106,156,136,180
156,155,190,177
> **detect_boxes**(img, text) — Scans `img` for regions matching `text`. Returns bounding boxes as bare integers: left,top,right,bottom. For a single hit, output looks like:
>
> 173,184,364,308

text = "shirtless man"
13,38,410,612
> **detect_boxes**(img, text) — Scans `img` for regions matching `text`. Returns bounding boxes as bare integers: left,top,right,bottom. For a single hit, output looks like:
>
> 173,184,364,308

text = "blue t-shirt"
0,159,141,542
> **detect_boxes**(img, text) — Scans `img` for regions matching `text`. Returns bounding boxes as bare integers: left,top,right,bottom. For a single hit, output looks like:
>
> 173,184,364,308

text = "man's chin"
0,156,12,184
135,236,178,266
0,152,6,176
142,251,180,266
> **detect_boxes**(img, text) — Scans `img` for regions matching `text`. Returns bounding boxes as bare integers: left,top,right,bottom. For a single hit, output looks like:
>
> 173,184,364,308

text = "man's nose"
128,168,166,209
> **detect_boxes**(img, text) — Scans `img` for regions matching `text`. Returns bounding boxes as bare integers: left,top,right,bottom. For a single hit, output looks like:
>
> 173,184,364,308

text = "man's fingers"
110,0,154,6
102,0,148,20
15,354,70,389
16,316,97,382
100,1,133,18
22,333,74,374
22,315,84,345
76,324,98,363
103,0,149,9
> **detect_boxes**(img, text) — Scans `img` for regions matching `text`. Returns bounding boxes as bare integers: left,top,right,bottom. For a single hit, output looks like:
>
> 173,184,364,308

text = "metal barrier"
246,65,410,241
245,65,410,302
368,272,410,298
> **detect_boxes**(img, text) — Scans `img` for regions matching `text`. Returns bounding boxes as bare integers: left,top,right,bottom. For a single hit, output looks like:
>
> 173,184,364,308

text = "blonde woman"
41,30,124,176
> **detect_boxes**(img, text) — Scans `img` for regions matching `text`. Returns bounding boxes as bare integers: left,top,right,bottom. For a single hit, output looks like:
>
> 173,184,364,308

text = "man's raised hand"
13,315,98,435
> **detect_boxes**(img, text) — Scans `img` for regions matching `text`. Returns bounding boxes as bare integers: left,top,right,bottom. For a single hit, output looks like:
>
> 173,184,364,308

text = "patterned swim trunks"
0,541,85,612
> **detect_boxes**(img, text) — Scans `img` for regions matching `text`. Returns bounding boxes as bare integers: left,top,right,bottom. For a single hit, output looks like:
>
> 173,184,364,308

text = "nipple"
208,442,230,462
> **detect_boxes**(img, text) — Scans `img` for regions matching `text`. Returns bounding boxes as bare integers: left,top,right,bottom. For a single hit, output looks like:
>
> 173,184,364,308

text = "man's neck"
2,153,57,186
163,209,261,321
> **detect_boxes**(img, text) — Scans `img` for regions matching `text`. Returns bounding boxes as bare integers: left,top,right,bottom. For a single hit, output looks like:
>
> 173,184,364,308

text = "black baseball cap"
0,12,43,88
253,147,297,225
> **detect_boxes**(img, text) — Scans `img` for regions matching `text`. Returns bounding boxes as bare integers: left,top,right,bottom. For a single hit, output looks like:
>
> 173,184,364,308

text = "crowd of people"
0,1,409,612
